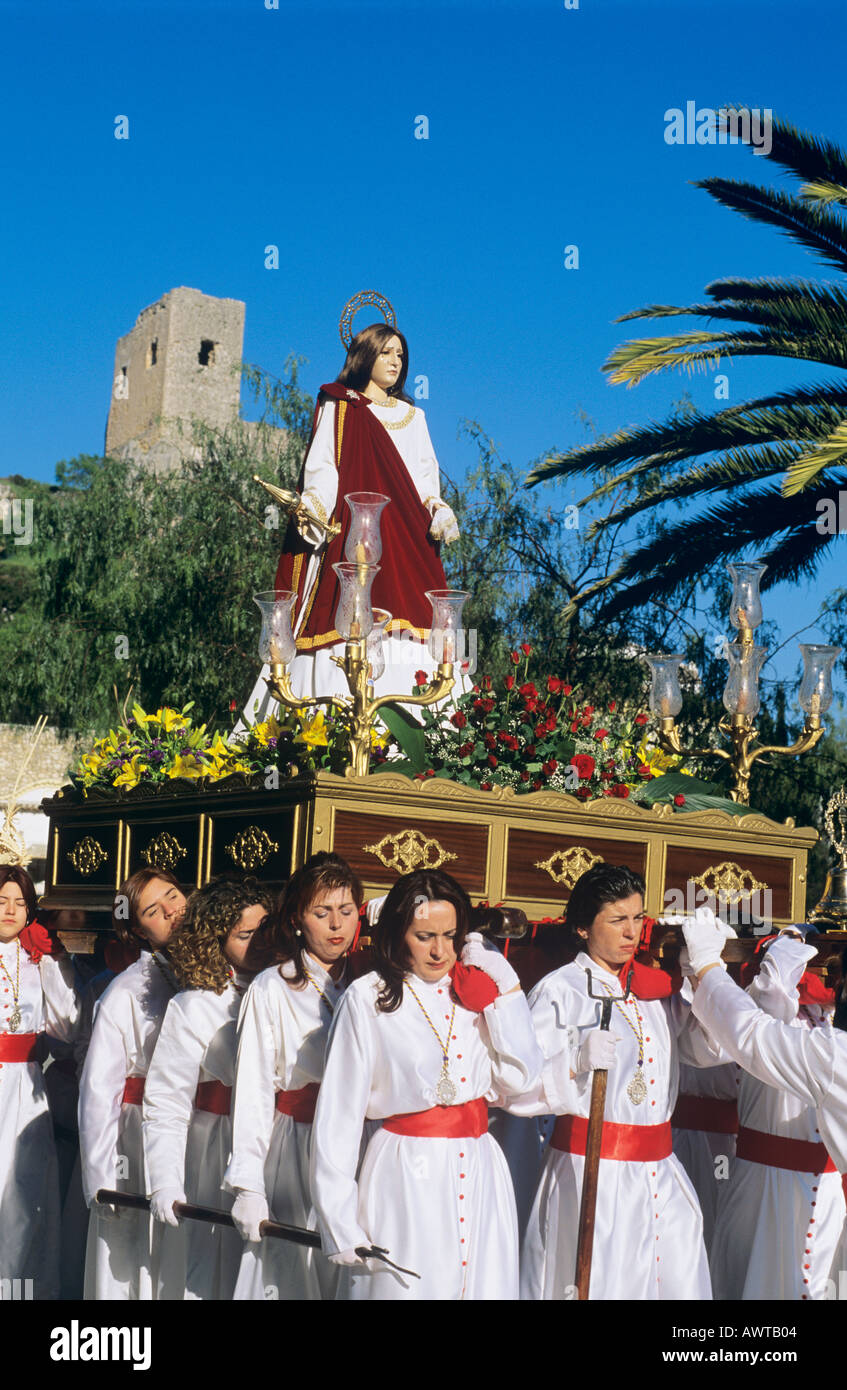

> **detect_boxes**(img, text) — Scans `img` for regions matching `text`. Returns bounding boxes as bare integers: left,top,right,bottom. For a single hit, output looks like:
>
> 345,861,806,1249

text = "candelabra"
254,492,468,776
644,562,841,803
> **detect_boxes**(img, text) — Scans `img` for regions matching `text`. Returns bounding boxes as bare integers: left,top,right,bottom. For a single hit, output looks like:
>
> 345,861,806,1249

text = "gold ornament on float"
363,828,457,875
690,861,768,905
535,845,603,888
225,826,280,872
141,832,187,872
67,836,109,876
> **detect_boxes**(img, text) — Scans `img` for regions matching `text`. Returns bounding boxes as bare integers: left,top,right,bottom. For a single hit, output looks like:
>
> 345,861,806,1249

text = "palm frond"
800,179,847,207
695,178,847,275
782,419,847,495
604,325,847,387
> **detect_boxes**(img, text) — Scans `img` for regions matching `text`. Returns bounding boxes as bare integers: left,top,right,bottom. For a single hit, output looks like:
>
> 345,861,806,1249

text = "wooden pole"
573,996,613,1300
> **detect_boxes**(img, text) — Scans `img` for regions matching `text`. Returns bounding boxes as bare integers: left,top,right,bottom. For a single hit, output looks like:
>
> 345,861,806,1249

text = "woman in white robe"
78,867,186,1299
142,876,274,1300
0,866,79,1300
223,852,364,1300
688,927,846,1300
671,1059,738,1256
310,868,543,1301
514,864,717,1301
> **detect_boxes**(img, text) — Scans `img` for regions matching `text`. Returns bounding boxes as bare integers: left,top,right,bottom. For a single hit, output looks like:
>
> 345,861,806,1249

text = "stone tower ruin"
105,287,246,472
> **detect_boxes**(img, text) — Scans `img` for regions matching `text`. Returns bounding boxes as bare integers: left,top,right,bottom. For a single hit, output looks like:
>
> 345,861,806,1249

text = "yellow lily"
167,754,205,780
113,755,148,789
296,711,329,749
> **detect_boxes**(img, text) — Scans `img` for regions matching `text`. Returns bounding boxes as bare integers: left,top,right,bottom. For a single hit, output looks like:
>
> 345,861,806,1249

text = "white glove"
574,1031,618,1074
329,1247,369,1266
231,1189,269,1243
150,1187,185,1228
429,504,459,544
679,907,737,976
366,895,387,927
460,932,521,995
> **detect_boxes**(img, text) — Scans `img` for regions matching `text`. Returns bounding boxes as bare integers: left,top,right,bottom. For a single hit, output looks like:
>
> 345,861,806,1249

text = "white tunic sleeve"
298,402,339,545
409,410,442,512
223,976,283,1197
692,967,847,1168
480,991,544,1102
39,953,80,1041
310,987,375,1255
142,992,207,1197
78,1005,128,1206
503,972,581,1117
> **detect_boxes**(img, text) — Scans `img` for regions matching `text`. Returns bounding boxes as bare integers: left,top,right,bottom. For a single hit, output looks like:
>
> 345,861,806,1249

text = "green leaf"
635,771,752,817
377,703,426,771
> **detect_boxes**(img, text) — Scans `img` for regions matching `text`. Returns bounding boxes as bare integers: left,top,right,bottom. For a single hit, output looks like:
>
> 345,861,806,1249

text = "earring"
295,928,302,937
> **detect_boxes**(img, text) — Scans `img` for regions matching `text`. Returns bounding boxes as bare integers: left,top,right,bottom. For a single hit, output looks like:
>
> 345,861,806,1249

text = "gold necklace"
380,403,415,431
370,395,399,408
405,978,458,1105
303,960,340,1014
595,976,647,1106
0,940,22,1032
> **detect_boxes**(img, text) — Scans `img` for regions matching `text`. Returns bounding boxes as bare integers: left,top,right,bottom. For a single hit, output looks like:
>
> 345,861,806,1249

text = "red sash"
736,1125,836,1174
671,1094,739,1136
275,1083,320,1124
122,1076,145,1105
194,1081,232,1116
382,1097,489,1138
274,384,447,652
551,1114,673,1161
0,1032,41,1063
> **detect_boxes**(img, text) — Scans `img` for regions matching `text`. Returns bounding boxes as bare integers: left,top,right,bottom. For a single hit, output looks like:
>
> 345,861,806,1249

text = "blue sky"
2,0,846,695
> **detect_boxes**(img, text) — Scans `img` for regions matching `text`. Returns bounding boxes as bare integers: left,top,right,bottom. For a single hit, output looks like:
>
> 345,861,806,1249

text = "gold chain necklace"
377,402,415,431
0,940,22,1032
303,962,338,1014
405,978,458,1105
595,976,647,1106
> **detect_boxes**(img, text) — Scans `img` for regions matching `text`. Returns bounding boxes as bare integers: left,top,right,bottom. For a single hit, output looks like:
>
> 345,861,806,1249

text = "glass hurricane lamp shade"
728,561,767,633
798,644,842,718
254,590,296,667
332,562,379,640
343,493,390,566
722,642,767,718
425,589,470,666
366,609,392,683
644,653,684,719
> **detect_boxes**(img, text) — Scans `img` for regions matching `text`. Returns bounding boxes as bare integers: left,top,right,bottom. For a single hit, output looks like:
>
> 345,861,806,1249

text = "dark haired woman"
246,321,460,714
0,865,79,1300
515,863,716,1300
78,866,186,1299
223,852,363,1299
142,876,273,1299
310,867,542,1300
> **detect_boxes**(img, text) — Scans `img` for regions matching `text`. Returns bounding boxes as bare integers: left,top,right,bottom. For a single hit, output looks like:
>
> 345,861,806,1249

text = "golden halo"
339,290,397,348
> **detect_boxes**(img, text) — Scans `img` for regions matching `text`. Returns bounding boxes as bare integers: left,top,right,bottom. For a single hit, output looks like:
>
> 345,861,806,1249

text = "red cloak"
274,384,448,653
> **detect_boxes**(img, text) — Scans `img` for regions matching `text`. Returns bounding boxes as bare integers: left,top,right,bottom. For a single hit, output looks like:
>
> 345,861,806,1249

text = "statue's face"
368,335,404,394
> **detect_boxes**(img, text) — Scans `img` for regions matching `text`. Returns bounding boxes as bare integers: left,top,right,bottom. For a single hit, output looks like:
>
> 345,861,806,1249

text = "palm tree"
528,111,847,621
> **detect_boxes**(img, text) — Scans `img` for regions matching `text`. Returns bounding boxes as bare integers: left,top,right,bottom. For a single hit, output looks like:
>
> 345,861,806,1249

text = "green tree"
527,111,847,628
0,361,312,730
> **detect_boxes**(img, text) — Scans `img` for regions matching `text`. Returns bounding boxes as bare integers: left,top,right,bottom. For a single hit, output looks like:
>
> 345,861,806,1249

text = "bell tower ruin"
105,287,246,472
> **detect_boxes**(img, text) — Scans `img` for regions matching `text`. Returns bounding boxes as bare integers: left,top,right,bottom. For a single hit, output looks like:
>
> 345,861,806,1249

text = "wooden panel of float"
42,768,817,930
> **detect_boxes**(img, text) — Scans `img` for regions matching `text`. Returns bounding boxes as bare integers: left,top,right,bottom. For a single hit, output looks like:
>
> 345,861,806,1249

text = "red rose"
542,759,558,775
481,699,495,713
426,769,436,778
519,682,538,699
229,699,237,712
504,675,515,691
612,784,630,798
532,779,542,791
521,642,532,656
608,701,616,712
570,720,579,733
594,728,608,740
458,742,474,756
488,755,498,768
480,781,493,790
545,714,557,733
584,705,595,717
510,651,520,665
635,713,648,726
575,786,592,801
570,754,595,781
484,732,497,749
547,677,562,694
526,744,536,757
535,724,546,740
638,763,652,779
520,770,530,782
582,715,592,728
674,793,686,806
482,676,492,691
450,711,467,729
525,697,539,713
415,669,428,686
